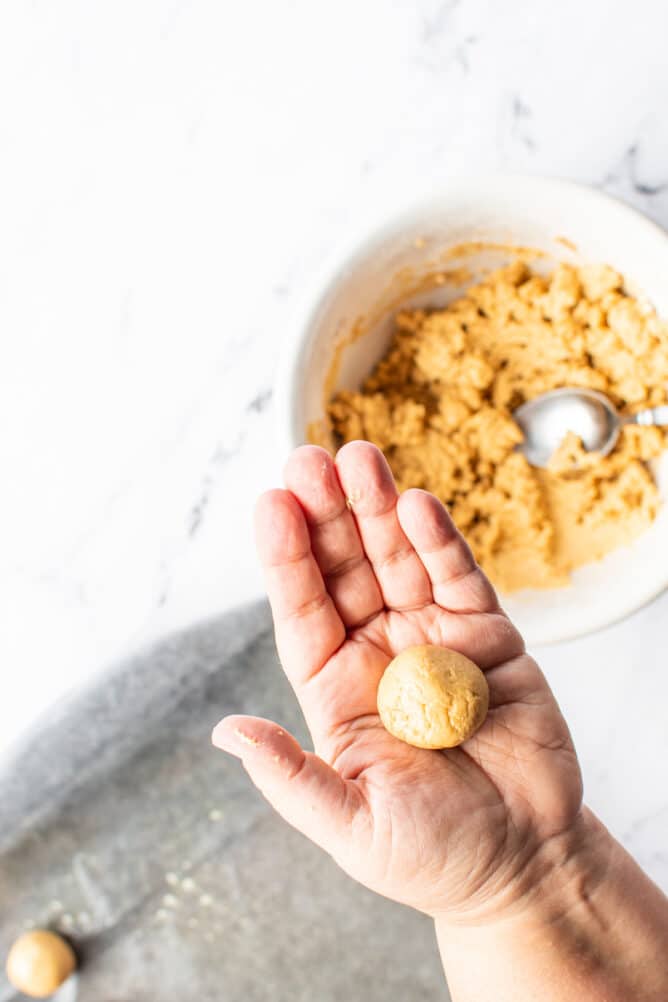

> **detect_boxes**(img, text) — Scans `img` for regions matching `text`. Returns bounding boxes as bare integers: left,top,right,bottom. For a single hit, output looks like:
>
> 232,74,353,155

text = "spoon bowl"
514,388,668,468
513,388,621,467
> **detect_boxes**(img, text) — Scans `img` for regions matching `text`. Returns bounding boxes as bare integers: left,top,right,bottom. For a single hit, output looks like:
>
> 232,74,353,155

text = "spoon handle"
626,405,668,427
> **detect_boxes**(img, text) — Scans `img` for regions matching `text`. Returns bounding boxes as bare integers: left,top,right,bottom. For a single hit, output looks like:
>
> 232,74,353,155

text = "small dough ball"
377,645,489,749
6,930,76,998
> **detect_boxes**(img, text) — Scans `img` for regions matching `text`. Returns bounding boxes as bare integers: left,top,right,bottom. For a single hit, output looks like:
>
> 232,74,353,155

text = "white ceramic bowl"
275,176,668,646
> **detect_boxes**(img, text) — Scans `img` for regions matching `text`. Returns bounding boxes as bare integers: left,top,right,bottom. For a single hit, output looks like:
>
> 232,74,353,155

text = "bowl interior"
284,179,668,644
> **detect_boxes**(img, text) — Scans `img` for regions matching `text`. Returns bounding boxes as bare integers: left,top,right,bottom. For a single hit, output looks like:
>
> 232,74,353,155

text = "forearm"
436,809,668,1002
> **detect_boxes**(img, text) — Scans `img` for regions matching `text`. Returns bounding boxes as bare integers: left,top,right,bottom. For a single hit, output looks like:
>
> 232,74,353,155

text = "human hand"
212,442,583,923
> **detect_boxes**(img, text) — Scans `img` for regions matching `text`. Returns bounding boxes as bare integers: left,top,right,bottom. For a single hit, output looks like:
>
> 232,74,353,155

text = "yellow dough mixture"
327,261,668,592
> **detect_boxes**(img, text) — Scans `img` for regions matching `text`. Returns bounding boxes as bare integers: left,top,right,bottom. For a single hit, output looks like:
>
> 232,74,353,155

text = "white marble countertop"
3,1,668,889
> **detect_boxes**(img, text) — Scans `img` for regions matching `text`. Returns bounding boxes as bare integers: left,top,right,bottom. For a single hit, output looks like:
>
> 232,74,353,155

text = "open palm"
213,442,583,922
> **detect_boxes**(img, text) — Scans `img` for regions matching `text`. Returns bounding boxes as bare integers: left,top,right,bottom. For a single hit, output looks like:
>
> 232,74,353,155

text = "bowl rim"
274,173,668,645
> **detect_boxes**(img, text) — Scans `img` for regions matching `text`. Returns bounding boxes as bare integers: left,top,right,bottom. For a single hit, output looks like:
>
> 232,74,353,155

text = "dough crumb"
234,729,260,746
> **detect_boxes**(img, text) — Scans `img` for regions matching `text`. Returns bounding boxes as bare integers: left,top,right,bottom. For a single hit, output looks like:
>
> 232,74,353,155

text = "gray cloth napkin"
0,600,447,1001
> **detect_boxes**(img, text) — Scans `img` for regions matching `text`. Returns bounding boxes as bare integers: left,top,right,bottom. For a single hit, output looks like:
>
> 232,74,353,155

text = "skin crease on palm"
212,440,584,925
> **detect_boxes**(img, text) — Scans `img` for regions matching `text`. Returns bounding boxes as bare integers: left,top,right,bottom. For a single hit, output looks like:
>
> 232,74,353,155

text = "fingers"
335,442,432,611
254,489,345,684
284,446,383,628
431,609,525,668
364,603,524,670
212,715,367,855
255,483,383,749
397,489,499,614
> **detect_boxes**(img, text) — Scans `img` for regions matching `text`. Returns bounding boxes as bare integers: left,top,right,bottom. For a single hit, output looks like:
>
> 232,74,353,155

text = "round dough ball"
377,645,489,749
6,930,76,998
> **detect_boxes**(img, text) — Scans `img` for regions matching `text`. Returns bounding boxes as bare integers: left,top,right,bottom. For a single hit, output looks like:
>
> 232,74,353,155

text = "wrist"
436,808,668,1002
434,806,611,932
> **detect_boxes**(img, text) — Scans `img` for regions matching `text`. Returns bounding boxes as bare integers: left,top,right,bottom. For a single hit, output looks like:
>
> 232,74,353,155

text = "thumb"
211,715,363,855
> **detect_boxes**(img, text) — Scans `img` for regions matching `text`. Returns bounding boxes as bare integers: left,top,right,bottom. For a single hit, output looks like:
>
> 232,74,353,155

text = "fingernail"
211,720,243,757
211,720,262,757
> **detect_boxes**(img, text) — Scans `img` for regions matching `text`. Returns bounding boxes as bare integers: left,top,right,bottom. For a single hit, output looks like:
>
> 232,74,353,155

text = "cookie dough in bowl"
328,260,668,594
276,176,668,644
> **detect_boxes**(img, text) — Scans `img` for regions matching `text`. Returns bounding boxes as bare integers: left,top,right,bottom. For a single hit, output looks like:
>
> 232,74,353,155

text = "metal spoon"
513,387,668,468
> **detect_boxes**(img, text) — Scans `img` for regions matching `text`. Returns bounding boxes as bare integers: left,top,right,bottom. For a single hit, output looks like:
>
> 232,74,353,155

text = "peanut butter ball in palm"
377,645,489,749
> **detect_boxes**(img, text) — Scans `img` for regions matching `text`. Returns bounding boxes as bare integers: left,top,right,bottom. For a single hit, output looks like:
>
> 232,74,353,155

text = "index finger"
254,488,346,685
